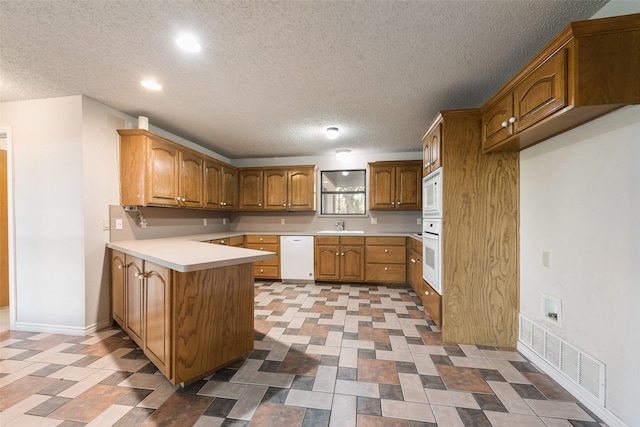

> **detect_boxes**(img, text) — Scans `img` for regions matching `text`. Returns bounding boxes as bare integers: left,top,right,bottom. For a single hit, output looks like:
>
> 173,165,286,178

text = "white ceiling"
0,0,607,159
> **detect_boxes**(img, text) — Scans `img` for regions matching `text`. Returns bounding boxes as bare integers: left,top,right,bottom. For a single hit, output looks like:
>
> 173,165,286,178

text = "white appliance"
422,167,442,218
422,219,442,294
280,236,315,283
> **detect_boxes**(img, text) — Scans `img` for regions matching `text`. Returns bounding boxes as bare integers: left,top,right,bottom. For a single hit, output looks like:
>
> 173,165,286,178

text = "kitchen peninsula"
107,236,276,386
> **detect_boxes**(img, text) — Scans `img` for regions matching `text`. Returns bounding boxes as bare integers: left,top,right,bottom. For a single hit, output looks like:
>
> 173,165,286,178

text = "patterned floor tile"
0,282,603,426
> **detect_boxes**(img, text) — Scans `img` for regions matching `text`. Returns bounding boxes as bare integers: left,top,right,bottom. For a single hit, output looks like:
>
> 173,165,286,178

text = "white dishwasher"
280,236,315,283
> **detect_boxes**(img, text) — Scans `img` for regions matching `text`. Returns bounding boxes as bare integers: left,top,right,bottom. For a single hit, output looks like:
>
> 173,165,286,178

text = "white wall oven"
422,167,442,294
422,218,442,294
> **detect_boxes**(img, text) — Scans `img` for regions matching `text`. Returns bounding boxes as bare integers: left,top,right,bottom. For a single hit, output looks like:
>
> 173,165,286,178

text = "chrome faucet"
336,220,344,231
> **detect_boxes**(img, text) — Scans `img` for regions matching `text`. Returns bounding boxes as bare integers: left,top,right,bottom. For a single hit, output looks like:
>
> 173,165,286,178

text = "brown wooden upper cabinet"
239,165,316,211
369,160,422,210
481,13,640,153
118,129,239,210
204,158,237,210
422,123,441,177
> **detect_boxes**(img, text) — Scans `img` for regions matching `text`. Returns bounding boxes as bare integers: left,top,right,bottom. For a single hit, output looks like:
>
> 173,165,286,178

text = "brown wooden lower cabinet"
110,250,254,386
314,236,365,282
245,235,280,279
422,280,442,327
364,237,407,283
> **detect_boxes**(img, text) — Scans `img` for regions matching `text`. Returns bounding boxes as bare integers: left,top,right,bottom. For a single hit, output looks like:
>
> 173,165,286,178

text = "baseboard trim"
13,318,112,337
517,342,628,427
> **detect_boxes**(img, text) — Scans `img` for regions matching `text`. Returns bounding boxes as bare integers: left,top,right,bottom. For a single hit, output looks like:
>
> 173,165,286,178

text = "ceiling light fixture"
176,34,202,53
326,127,340,139
141,80,162,91
336,149,351,161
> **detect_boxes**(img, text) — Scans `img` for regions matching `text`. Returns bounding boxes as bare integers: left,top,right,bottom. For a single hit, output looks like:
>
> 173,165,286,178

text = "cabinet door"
482,93,514,151
422,281,441,327
341,245,365,282
179,150,203,208
125,256,145,348
147,138,180,206
396,162,421,210
111,251,126,327
315,244,340,281
203,159,223,209
239,169,263,210
263,168,287,210
221,166,238,210
423,123,441,176
513,49,567,133
287,167,316,211
369,164,396,210
144,262,171,376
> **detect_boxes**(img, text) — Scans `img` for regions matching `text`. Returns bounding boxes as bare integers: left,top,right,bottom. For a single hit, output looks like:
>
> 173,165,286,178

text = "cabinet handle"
397,201,401,205
391,202,395,205
341,253,345,256
283,204,287,207
384,267,388,271
509,117,516,124
260,247,263,250
501,121,508,128
384,249,388,253
410,258,416,263
117,265,122,270
258,203,262,207
260,238,263,241
260,269,264,273
221,240,225,244
425,291,430,296
336,253,339,256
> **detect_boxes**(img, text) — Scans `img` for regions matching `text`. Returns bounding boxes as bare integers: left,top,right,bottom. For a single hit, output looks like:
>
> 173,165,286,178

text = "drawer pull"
341,253,345,256
336,253,339,256
260,269,264,273
384,267,388,271
384,249,388,253
260,247,264,250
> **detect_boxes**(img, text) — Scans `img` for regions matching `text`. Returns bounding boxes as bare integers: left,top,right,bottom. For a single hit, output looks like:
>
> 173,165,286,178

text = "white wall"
1,96,87,331
520,105,640,425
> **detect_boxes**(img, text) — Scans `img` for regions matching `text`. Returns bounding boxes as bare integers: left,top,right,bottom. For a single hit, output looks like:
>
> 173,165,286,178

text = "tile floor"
0,282,606,426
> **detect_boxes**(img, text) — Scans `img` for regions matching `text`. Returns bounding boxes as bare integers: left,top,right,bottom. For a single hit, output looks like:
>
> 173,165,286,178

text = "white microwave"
422,167,442,218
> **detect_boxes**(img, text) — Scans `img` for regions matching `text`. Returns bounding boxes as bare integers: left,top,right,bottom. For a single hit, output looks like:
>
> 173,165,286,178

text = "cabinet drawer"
229,235,245,247
366,245,406,264
365,264,406,283
246,235,278,244
316,236,339,245
210,238,230,245
340,236,365,245
254,265,279,279
246,243,279,266
409,237,422,253
365,237,406,246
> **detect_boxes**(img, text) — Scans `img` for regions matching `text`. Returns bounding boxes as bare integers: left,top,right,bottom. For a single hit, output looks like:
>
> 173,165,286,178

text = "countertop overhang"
107,231,421,273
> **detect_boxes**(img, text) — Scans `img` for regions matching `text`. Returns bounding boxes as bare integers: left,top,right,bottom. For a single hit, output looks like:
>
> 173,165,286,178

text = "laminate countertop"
106,231,421,273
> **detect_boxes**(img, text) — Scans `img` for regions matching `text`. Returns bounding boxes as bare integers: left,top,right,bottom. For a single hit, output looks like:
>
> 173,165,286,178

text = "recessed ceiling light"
141,80,162,91
326,127,340,139
176,34,201,53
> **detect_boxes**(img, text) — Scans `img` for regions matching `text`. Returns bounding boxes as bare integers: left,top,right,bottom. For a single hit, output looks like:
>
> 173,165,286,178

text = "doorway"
1,130,9,330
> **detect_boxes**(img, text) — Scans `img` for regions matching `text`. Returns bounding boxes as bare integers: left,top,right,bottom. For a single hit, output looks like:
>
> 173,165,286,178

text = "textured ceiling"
0,0,607,159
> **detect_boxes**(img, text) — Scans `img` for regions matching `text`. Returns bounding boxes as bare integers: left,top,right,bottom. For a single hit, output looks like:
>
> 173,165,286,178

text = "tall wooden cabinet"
482,13,640,152
369,160,422,210
423,109,519,348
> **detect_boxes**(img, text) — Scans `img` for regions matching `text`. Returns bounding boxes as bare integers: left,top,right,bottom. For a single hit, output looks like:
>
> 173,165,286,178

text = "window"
320,170,366,215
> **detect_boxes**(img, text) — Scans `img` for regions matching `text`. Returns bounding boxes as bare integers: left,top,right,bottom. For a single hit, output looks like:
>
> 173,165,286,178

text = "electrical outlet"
115,219,123,230
281,218,285,225
542,251,550,267
417,218,422,225
102,219,110,231
203,218,208,226
223,218,227,225
370,217,377,225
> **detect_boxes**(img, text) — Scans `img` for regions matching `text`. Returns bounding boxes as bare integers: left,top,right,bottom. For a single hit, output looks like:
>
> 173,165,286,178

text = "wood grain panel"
365,246,406,264
179,150,203,208
263,168,287,210
172,264,254,385
148,139,180,206
110,251,126,327
440,110,519,348
203,158,223,209
238,168,263,210
341,246,364,282
287,166,316,211
118,132,147,206
125,256,144,348
315,245,340,281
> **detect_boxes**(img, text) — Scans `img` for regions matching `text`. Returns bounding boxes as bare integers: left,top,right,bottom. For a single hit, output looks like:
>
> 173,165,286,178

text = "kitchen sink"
316,230,365,234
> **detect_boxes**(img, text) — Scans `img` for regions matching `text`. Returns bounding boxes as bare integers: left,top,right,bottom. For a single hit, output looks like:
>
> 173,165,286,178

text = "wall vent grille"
519,314,605,405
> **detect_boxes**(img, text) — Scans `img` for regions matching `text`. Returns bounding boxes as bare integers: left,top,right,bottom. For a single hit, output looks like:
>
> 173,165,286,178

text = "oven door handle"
422,232,439,240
